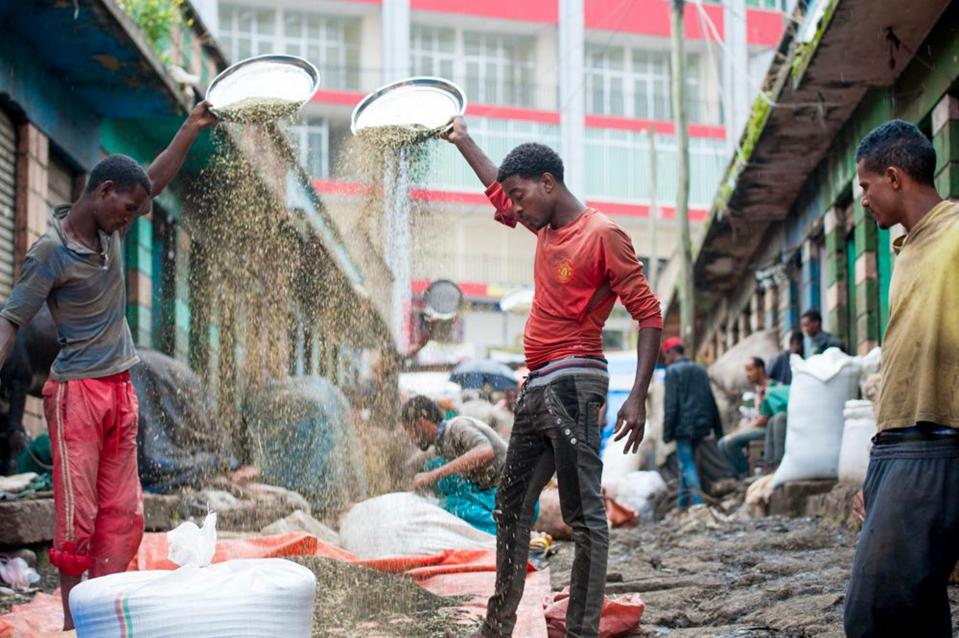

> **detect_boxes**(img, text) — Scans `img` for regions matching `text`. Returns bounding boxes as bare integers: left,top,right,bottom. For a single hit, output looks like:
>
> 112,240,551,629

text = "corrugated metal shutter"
0,111,17,300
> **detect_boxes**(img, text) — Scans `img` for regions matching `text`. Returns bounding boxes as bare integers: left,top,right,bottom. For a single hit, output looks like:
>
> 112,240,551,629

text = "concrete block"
854,252,877,285
932,94,959,136
806,482,863,529
144,493,182,531
0,498,55,546
768,479,837,517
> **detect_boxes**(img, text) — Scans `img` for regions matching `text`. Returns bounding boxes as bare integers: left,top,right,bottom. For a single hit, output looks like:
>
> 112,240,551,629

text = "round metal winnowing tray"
206,54,319,115
351,77,467,135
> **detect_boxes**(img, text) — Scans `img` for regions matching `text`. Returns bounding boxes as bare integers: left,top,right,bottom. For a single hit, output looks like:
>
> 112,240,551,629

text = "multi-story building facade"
195,0,788,357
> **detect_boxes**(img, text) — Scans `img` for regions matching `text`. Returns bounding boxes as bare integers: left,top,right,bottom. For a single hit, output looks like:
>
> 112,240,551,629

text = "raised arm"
444,117,498,187
147,101,218,198
444,117,538,234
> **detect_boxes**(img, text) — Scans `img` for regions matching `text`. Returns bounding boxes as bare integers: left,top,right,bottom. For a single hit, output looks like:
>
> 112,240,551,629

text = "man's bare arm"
147,101,218,198
614,327,662,454
444,117,498,187
413,446,495,488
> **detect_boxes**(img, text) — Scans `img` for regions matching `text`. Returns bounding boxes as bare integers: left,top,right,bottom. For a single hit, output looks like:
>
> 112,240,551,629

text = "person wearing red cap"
445,117,662,638
661,338,722,510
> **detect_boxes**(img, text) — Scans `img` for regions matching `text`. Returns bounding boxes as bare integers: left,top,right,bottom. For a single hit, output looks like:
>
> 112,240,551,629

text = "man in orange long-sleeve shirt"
446,117,662,638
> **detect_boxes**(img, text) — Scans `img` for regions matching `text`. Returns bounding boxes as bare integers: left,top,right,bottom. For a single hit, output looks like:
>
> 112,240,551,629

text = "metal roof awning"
0,0,191,119
692,0,951,303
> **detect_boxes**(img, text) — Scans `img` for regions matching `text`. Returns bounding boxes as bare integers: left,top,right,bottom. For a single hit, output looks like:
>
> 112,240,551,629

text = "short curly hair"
400,395,442,427
856,120,935,186
497,143,564,184
85,154,152,195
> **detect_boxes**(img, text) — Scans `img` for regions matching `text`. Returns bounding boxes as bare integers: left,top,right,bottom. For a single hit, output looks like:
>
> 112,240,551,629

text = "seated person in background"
767,331,804,385
400,395,509,534
760,383,790,470
801,308,844,356
719,356,784,478
459,389,516,440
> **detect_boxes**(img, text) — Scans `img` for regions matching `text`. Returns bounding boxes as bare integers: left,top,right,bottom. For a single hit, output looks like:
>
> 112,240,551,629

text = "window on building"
583,130,726,206
219,5,277,62
747,0,786,9
464,32,535,107
632,49,671,121
585,47,709,122
284,11,360,90
410,24,456,79
425,117,559,190
585,45,626,117
288,117,330,178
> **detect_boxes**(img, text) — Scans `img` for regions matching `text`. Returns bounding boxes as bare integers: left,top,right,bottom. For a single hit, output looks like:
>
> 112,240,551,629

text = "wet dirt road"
550,514,959,637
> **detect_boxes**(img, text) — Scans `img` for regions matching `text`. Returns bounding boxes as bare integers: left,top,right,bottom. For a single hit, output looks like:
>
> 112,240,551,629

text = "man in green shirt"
718,357,789,477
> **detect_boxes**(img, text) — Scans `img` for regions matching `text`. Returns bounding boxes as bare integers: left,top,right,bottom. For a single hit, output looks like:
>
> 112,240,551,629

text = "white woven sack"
838,400,877,484
339,492,495,558
772,349,862,487
70,558,315,637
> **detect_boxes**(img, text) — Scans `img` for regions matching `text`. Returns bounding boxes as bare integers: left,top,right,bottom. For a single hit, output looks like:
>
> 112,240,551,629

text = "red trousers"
43,372,144,577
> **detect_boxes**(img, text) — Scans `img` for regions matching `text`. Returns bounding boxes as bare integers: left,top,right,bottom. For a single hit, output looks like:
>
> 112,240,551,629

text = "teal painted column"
174,226,191,363
125,216,153,348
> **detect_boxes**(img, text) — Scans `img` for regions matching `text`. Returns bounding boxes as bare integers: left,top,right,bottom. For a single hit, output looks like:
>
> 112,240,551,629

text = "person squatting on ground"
843,120,959,638
661,339,722,508
401,395,508,534
0,102,216,630
717,357,790,477
445,116,662,638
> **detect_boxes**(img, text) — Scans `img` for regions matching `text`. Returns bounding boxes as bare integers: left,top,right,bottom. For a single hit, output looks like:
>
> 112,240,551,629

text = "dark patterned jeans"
482,372,609,638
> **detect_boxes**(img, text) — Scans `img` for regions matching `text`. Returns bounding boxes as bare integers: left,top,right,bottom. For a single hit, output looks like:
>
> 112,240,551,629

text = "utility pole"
671,0,695,351
646,127,659,291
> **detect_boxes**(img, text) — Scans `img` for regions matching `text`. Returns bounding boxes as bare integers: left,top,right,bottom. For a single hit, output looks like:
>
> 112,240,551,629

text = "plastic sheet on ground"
544,587,644,638
2,531,545,636
132,349,236,493
244,377,367,516
0,592,64,637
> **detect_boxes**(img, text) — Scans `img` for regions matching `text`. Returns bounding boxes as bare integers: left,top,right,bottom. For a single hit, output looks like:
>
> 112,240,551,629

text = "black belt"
874,424,959,445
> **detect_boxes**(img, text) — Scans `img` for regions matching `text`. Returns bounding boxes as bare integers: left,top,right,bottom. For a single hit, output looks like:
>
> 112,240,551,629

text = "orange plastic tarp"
131,531,526,579
0,592,66,638
2,532,539,636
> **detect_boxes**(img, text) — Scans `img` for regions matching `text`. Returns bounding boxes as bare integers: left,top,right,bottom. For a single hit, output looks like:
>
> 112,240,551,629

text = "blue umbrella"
450,359,518,391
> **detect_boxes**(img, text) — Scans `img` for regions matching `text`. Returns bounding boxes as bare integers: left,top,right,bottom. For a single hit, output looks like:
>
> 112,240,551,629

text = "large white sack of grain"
838,400,876,485
71,559,316,637
772,349,861,487
601,424,644,484
339,492,495,558
609,471,667,522
708,329,781,397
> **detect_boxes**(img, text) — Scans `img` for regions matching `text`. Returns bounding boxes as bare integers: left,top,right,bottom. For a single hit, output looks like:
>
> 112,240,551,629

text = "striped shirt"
0,207,138,381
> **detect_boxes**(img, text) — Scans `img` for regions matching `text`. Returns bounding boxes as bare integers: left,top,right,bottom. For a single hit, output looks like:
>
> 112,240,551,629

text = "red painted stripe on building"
466,104,561,124
589,200,708,222
410,188,490,204
585,0,724,40
311,89,365,106
746,8,784,47
312,179,372,195
412,279,493,299
411,0,558,23
584,115,726,139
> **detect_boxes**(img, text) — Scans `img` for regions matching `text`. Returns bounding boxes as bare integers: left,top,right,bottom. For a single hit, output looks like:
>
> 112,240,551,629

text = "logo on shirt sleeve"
556,260,574,284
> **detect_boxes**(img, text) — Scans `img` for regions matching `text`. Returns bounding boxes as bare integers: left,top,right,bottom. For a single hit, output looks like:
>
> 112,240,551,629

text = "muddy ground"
551,513,959,637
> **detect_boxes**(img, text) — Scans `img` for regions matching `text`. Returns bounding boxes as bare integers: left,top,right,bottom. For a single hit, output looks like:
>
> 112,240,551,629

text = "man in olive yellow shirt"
844,120,959,638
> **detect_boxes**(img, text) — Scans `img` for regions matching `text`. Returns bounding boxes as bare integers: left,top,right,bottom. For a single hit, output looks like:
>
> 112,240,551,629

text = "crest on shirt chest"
555,259,575,284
